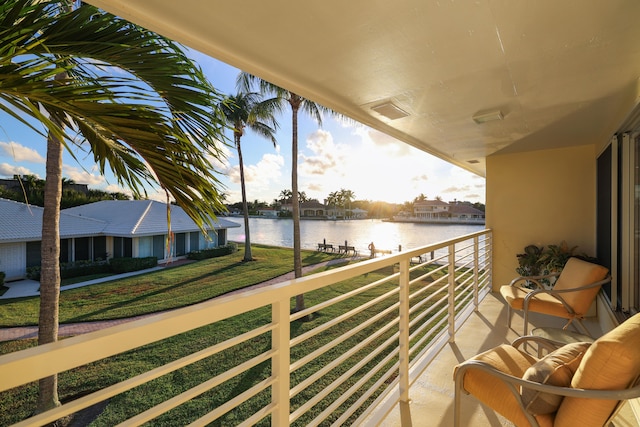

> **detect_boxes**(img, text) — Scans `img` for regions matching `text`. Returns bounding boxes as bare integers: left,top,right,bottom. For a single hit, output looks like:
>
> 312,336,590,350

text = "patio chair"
500,257,610,336
453,313,640,427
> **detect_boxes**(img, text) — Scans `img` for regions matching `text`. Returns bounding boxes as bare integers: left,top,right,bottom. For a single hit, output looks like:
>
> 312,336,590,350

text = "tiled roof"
414,199,449,206
448,204,485,215
63,200,240,237
0,198,106,242
0,199,239,243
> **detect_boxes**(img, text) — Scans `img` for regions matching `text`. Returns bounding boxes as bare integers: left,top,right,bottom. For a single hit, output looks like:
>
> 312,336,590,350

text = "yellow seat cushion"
500,285,573,319
500,258,609,319
554,313,640,427
457,344,554,427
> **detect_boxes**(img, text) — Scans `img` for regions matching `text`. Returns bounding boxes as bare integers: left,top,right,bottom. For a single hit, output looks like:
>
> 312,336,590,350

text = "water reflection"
226,217,485,255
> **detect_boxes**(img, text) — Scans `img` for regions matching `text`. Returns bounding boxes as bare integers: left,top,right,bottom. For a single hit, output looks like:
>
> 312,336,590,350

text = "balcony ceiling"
86,1,640,176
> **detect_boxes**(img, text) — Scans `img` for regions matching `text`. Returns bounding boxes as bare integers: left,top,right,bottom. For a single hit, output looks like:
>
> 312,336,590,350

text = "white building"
0,199,239,281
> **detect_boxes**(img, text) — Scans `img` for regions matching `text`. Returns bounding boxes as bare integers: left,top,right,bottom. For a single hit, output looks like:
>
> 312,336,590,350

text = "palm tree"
220,92,278,261
279,189,293,203
237,73,334,313
326,190,340,218
1,0,228,411
340,189,356,218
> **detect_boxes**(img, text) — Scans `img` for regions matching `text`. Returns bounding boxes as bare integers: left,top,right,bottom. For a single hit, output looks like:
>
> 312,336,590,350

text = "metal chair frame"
454,336,640,427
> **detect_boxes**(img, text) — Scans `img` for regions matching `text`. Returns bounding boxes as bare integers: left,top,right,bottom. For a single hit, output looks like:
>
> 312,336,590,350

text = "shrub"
109,256,158,274
187,243,237,260
27,260,112,280
0,271,5,286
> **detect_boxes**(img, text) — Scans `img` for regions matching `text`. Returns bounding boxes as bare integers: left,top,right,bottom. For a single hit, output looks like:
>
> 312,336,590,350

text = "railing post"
473,236,479,311
448,243,455,342
398,259,411,408
272,299,291,426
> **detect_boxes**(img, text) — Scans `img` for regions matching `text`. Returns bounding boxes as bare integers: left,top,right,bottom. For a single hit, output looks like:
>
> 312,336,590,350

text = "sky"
0,49,485,206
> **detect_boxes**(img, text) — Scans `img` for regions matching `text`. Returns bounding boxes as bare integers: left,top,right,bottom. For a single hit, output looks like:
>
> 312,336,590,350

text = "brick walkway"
0,257,357,342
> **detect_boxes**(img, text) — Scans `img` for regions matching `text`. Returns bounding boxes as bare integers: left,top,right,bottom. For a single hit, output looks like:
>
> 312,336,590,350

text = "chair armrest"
511,335,568,353
456,360,640,399
523,276,612,314
454,360,640,427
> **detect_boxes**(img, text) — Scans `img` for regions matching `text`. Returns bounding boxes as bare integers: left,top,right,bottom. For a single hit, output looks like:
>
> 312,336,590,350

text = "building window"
153,235,165,260
598,133,640,314
175,233,186,256
75,237,91,261
190,232,200,252
113,237,133,258
26,241,41,267
93,236,107,260
138,236,153,257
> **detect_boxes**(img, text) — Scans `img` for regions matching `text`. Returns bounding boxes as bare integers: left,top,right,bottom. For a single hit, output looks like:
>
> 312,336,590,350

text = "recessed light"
467,159,480,164
472,110,504,124
371,102,409,120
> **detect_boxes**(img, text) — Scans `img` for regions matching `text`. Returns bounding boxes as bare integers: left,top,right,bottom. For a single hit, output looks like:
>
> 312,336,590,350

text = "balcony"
1,228,625,426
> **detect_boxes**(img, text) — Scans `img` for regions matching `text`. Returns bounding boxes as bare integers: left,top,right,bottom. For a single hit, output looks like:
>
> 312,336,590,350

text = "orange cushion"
552,258,608,315
500,258,608,319
554,313,640,427
457,344,539,426
500,285,574,319
521,342,591,414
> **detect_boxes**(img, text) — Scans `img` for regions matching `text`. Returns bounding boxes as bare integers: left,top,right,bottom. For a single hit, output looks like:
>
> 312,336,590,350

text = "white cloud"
300,129,350,177
0,141,45,163
104,183,134,198
0,163,36,177
208,141,234,173
226,152,284,202
296,123,486,204
62,165,105,186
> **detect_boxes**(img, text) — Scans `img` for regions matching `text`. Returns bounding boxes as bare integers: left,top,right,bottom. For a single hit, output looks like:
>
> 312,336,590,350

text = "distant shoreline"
384,217,485,225
225,214,485,225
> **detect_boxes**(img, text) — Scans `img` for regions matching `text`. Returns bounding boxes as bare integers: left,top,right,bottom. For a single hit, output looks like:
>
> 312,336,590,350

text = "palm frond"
0,0,232,229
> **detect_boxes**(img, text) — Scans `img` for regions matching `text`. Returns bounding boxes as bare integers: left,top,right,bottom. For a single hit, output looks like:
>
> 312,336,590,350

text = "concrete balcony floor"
378,292,636,427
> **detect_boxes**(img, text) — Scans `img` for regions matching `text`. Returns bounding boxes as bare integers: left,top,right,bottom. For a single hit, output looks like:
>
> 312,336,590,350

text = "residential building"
393,199,485,224
280,200,368,219
0,199,239,281
3,2,640,425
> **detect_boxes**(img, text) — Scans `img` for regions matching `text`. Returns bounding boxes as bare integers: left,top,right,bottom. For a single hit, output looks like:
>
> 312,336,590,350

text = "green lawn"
0,247,450,426
0,245,342,327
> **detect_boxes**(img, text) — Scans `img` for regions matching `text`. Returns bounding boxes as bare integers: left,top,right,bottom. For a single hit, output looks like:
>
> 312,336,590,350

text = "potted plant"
540,241,577,275
516,244,545,277
515,241,578,289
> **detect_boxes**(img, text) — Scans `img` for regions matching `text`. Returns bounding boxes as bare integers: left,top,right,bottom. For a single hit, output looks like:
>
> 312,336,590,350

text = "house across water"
391,199,485,224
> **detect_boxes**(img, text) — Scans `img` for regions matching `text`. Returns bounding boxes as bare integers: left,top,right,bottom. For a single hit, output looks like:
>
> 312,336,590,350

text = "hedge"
26,257,157,280
109,256,158,274
27,260,111,281
187,243,237,260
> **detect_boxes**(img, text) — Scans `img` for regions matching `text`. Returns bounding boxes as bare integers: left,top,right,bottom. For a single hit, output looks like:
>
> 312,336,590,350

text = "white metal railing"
0,229,492,426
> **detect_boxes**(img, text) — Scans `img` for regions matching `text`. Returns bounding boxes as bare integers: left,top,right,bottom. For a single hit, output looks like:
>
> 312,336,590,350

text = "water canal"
225,217,486,255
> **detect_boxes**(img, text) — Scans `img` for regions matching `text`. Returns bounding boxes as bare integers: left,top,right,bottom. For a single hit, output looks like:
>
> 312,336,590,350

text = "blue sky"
0,49,485,206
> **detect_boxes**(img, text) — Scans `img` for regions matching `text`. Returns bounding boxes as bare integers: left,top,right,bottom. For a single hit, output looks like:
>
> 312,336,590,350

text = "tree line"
0,175,130,208
225,188,485,219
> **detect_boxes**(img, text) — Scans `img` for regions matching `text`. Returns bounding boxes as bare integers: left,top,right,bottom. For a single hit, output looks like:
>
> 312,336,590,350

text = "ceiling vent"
371,102,409,120
472,109,504,124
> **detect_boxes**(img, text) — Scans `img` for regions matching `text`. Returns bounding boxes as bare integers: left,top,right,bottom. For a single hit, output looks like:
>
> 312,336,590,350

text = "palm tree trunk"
236,134,253,261
291,103,305,312
37,130,63,413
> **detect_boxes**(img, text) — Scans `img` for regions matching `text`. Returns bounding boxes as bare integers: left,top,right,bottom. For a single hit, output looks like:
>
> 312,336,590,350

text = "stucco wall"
486,145,597,290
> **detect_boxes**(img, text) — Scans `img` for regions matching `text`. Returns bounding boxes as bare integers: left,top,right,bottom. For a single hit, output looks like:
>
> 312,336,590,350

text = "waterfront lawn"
0,245,341,327
0,261,452,426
